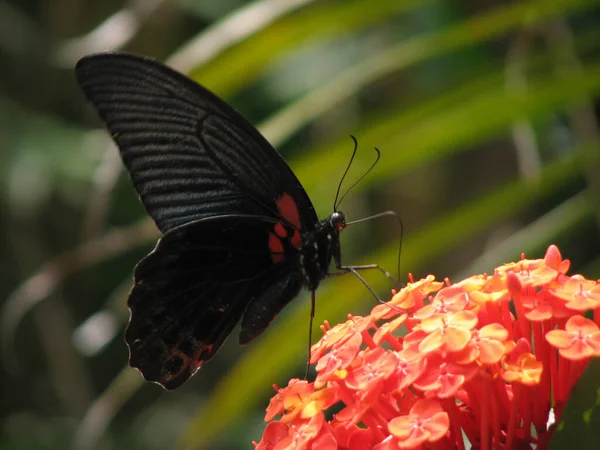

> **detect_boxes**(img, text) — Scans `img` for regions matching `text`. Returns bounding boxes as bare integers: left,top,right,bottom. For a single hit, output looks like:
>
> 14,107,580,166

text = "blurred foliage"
1,0,599,449
549,358,600,450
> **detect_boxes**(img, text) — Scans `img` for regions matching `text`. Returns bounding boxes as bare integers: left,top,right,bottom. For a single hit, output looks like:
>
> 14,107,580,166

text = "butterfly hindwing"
125,215,303,389
75,53,318,233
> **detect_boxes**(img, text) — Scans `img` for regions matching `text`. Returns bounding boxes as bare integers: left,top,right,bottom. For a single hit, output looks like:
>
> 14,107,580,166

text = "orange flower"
255,414,337,450
345,347,398,403
371,275,442,320
315,331,363,382
418,310,477,353
549,276,600,312
464,323,509,365
382,399,449,449
265,379,337,423
256,245,600,450
255,422,288,450
413,285,470,320
545,315,600,360
501,353,543,385
412,351,478,398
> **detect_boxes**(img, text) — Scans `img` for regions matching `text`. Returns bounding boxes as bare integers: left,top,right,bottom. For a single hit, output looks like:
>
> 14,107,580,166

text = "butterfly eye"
330,212,346,232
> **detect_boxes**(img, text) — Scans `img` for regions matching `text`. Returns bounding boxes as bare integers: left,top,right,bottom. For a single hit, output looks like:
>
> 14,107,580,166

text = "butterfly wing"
75,52,320,388
127,215,304,390
75,52,318,233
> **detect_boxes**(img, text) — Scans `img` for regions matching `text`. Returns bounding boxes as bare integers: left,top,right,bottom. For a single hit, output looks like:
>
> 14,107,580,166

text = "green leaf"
549,358,600,449
292,61,600,214
188,0,437,95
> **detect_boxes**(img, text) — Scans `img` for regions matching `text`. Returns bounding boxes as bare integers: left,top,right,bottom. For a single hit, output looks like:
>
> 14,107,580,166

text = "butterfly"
75,53,390,390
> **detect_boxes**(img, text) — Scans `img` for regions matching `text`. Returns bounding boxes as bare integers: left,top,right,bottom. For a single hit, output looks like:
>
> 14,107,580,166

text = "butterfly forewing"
75,53,318,233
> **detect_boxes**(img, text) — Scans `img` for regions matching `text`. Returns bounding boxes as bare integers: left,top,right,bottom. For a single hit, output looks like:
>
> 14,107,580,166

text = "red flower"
375,399,449,449
255,422,289,450
412,351,478,398
345,347,398,403
255,414,337,450
501,352,543,385
418,310,477,353
546,315,600,360
256,245,600,450
462,323,509,365
265,379,338,423
315,331,363,383
549,276,600,312
385,352,427,393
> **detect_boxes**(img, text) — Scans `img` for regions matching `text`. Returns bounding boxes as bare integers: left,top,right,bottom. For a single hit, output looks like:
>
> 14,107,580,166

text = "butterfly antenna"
333,136,359,211
336,146,381,210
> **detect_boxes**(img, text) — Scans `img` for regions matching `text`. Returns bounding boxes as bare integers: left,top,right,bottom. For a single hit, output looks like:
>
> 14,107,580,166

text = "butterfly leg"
327,263,399,286
327,264,403,315
327,266,386,304
338,263,398,285
305,289,316,380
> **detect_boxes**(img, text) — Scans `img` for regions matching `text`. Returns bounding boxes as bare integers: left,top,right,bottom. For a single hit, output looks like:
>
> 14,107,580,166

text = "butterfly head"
329,211,347,233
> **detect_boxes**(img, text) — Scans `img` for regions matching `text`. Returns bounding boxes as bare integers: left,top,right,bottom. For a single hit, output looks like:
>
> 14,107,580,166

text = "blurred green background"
1,0,600,449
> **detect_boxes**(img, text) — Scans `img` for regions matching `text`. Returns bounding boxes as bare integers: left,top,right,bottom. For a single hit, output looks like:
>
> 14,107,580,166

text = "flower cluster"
254,245,600,449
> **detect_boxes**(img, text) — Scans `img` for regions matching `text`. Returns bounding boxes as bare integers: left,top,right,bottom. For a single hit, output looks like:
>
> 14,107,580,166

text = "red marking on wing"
268,233,285,263
291,230,302,250
195,344,213,362
163,348,192,381
274,222,287,238
277,193,301,229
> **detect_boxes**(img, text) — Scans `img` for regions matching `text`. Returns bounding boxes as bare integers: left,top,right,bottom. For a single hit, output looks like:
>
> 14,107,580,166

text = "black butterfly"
75,53,389,390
